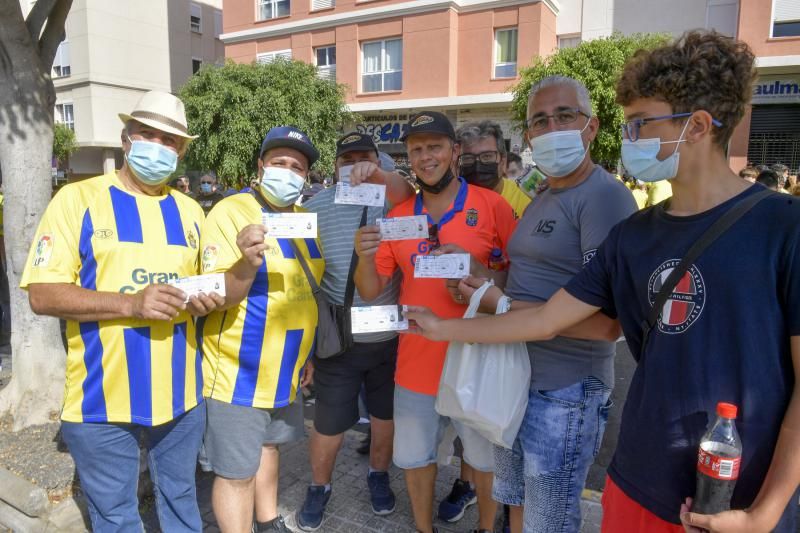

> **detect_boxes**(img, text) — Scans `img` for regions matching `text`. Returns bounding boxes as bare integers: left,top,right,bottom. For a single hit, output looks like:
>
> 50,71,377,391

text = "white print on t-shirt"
647,259,706,334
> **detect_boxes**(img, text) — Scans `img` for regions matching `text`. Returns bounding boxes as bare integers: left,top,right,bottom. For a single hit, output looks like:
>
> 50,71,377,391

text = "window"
773,0,800,37
494,28,518,78
315,46,336,82
52,40,71,78
190,3,202,33
55,103,74,130
256,49,292,64
362,38,402,93
214,11,223,38
706,0,738,37
311,0,335,9
258,0,290,21
192,58,202,74
558,34,581,49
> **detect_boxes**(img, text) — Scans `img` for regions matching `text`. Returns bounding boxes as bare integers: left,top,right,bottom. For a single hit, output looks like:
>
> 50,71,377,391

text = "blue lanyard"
414,177,468,228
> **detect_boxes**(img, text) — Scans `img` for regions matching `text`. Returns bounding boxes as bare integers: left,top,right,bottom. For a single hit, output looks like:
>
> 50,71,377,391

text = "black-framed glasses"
428,224,440,250
459,151,500,166
525,107,590,132
621,112,723,142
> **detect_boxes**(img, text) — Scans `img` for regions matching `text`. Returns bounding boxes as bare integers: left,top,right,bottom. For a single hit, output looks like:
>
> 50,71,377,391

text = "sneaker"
255,515,291,532
367,471,396,515
296,485,331,531
437,478,477,523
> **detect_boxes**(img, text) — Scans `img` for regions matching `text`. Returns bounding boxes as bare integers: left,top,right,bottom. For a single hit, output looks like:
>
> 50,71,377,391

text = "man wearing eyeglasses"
354,111,516,533
456,121,531,219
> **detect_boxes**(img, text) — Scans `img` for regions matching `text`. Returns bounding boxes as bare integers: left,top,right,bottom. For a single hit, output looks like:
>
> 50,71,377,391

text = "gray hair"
455,121,506,157
527,75,593,116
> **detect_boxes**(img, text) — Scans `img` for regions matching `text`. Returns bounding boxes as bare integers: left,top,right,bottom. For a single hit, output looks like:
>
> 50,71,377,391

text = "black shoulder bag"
639,189,773,360
254,190,367,359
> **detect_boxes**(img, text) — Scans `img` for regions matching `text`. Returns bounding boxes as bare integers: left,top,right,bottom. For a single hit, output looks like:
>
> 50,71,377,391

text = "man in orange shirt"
355,111,516,533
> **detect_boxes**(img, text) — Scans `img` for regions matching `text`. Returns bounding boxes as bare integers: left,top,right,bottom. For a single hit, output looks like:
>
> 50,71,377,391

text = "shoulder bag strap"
343,207,368,309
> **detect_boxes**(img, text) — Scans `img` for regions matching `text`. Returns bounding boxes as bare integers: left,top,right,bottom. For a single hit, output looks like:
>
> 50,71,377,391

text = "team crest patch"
202,245,219,272
341,134,361,145
412,115,434,127
186,230,197,249
647,259,706,334
32,234,54,267
465,208,478,227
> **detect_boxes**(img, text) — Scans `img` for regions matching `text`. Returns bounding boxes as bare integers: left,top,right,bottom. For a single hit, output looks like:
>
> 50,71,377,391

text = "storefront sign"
356,113,410,144
752,77,800,104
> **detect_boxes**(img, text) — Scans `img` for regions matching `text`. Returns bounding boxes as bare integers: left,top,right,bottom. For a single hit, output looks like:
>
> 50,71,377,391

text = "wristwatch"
497,294,513,312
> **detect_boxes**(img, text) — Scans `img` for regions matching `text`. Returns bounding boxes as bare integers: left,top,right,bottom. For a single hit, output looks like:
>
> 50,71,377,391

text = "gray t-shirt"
505,166,637,389
305,187,402,343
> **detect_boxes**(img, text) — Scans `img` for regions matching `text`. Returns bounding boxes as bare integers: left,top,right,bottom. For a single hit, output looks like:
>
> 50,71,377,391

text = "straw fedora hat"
118,90,198,140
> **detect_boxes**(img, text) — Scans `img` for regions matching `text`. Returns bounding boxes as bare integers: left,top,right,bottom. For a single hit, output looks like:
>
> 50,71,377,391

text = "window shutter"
775,0,800,22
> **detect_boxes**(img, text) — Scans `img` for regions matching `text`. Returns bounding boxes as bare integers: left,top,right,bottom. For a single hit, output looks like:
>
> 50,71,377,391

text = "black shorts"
313,337,398,436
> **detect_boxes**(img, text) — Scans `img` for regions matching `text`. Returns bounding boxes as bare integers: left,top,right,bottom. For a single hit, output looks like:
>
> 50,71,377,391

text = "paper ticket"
335,181,386,207
413,253,470,278
168,273,226,303
261,212,317,239
377,215,429,241
351,305,409,334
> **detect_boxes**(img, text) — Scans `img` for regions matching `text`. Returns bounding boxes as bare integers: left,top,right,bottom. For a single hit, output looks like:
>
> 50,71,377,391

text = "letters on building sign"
356,114,410,144
752,78,800,104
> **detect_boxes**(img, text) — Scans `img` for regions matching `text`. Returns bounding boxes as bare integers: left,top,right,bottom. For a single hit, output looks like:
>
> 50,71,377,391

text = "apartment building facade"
21,0,225,179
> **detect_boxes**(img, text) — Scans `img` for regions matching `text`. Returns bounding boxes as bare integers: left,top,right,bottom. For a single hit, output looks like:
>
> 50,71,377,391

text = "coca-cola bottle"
693,402,742,515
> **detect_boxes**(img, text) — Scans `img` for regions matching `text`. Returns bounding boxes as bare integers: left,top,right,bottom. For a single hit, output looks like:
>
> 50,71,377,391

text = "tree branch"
38,0,72,71
24,0,57,42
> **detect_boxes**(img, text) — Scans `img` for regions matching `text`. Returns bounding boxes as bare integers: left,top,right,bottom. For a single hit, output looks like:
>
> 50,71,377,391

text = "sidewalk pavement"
174,418,602,533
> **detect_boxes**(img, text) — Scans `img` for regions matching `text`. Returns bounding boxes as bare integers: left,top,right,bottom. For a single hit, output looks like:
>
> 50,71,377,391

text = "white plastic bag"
434,281,531,449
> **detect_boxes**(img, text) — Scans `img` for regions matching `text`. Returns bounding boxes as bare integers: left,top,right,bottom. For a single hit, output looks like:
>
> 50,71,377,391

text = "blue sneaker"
437,479,477,523
296,485,331,531
367,471,396,515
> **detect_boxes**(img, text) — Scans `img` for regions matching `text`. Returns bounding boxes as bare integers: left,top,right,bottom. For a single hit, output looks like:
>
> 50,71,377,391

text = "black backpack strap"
639,188,773,359
344,207,368,309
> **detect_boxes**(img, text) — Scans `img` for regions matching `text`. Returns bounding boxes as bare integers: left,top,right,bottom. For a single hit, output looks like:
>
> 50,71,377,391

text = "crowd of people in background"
15,28,800,533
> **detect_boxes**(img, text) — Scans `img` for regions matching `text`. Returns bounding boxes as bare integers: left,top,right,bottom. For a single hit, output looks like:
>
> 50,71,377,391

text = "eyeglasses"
621,112,723,142
526,108,590,132
428,224,440,251
459,151,500,166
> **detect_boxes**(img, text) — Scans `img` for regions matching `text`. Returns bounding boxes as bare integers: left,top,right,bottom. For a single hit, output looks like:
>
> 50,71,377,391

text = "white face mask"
621,120,690,183
259,166,306,207
529,119,590,178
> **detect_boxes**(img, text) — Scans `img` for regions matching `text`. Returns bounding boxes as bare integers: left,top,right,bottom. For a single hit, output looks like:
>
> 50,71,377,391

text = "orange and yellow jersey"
199,193,324,409
20,172,205,426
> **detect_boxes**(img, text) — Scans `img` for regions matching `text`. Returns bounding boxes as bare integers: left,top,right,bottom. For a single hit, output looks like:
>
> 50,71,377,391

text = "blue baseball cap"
259,126,320,166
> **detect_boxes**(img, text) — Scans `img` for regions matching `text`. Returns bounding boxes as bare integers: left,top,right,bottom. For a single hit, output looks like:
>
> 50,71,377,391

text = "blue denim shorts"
393,384,494,472
493,376,612,532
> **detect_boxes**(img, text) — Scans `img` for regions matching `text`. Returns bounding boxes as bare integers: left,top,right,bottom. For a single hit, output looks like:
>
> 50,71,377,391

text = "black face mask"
416,167,455,195
460,161,500,190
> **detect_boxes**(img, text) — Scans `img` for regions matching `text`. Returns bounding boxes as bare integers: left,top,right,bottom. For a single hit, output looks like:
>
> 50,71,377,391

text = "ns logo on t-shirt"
647,259,706,334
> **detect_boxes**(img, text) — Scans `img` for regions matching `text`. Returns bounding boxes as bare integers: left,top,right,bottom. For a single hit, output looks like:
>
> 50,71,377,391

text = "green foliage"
52,122,77,163
511,33,671,164
179,59,356,184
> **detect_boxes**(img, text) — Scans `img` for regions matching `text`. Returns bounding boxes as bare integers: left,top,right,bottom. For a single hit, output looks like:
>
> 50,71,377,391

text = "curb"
0,467,89,532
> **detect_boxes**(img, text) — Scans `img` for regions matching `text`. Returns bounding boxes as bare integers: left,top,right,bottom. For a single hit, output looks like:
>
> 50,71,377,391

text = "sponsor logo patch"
341,134,362,145
94,229,114,239
202,245,219,272
32,234,54,267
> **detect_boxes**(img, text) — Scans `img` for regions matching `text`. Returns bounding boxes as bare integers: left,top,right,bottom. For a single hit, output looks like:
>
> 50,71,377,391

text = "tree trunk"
0,3,67,430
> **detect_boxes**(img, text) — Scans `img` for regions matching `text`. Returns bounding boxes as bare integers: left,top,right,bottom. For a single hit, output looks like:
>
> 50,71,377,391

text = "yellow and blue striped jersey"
20,172,205,426
200,193,324,409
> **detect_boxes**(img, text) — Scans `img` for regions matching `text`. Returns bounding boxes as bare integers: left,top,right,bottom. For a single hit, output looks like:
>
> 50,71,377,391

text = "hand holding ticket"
351,305,409,334
414,253,470,279
335,180,386,207
377,215,429,241
261,212,317,239
168,273,226,303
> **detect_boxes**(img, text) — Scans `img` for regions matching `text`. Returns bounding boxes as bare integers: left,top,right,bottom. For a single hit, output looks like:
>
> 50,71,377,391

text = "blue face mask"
200,183,213,194
125,136,178,186
259,166,306,207
529,120,590,178
621,120,690,183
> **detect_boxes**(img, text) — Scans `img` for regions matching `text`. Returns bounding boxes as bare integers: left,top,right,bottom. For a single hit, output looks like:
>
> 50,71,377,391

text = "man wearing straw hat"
21,90,223,532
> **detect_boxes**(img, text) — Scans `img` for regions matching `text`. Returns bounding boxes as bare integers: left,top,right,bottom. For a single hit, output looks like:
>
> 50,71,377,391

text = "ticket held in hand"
261,212,318,239
168,273,226,303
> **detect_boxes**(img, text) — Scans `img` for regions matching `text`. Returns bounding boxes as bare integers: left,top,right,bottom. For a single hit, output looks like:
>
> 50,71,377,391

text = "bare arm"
354,225,391,302
406,287,600,344
349,162,414,207
682,336,800,532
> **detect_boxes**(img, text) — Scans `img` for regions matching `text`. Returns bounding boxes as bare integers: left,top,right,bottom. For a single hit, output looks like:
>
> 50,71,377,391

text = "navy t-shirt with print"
565,185,800,528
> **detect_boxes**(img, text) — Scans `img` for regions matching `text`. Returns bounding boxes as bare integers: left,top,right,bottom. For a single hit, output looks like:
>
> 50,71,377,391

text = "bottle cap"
717,402,738,419
490,248,502,257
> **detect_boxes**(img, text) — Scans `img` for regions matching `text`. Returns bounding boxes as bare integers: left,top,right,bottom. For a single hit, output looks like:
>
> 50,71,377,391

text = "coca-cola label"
697,448,741,480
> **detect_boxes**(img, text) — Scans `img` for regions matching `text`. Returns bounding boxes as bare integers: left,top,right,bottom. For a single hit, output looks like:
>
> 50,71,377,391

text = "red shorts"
601,476,683,533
